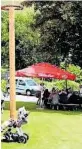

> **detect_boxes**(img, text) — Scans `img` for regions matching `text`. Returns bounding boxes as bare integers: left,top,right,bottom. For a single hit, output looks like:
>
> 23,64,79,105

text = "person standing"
42,89,50,108
1,91,5,114
79,85,82,97
48,88,60,110
36,82,45,107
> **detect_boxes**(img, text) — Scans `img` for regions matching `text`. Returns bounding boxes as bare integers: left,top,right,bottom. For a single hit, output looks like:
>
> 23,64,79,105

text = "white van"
6,77,41,96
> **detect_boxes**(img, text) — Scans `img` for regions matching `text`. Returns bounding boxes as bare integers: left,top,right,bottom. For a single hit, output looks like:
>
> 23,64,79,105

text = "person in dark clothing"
42,89,50,108
59,90,68,104
68,92,81,104
43,89,50,99
66,89,69,95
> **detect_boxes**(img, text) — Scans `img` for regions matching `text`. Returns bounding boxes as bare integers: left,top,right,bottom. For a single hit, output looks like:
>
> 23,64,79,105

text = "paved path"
4,95,38,103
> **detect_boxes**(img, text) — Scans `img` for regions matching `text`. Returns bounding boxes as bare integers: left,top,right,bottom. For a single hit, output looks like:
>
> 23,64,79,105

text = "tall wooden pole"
1,4,23,120
9,7,16,120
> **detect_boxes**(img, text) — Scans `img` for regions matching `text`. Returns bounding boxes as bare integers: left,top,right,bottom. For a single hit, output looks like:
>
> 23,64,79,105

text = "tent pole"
65,79,67,90
42,78,43,82
65,59,68,90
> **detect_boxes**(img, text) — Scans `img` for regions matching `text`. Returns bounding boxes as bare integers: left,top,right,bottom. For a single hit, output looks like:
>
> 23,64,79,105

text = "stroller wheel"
18,136,27,144
23,133,29,140
5,134,10,142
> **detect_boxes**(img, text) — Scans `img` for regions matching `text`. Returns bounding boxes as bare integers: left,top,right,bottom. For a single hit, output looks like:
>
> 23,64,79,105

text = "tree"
1,6,40,70
2,2,82,70
61,62,82,84
1,12,9,68
22,1,82,67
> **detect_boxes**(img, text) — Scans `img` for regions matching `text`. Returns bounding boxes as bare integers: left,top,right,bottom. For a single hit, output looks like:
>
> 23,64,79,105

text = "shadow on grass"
4,101,82,116
29,108,82,115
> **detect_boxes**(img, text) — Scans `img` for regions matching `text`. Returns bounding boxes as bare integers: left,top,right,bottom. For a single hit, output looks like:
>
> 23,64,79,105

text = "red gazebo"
16,62,76,81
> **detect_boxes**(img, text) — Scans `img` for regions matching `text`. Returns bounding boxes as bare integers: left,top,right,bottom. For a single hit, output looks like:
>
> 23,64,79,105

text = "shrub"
1,79,7,93
35,78,79,91
54,80,79,91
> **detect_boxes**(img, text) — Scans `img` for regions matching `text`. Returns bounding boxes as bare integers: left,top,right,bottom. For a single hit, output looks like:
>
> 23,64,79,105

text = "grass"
4,101,37,110
1,109,82,149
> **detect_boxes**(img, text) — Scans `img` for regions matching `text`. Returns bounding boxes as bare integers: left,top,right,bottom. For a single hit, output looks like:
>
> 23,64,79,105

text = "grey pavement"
4,94,38,103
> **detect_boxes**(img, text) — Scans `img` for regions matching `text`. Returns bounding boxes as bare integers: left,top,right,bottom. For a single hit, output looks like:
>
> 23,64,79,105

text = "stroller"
1,107,29,143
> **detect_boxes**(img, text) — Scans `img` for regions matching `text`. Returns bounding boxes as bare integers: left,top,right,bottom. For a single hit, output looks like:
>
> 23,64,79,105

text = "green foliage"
54,80,79,91
15,6,40,69
61,63,82,83
35,78,79,91
1,79,7,93
1,66,8,93
67,64,82,83
1,12,9,66
1,6,40,70
1,2,82,71
1,67,8,73
33,1,82,67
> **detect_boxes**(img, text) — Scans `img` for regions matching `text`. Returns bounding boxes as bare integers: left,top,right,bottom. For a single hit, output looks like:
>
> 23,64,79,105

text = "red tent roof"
16,62,76,80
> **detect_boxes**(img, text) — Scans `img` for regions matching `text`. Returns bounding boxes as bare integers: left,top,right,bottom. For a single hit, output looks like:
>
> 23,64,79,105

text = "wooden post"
9,7,16,120
1,4,23,120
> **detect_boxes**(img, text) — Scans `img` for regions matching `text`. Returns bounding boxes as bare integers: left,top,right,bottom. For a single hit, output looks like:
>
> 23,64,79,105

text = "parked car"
6,77,41,96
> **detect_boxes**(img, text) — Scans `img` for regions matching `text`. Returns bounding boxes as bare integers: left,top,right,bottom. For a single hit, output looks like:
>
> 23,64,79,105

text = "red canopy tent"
16,67,37,77
16,62,76,81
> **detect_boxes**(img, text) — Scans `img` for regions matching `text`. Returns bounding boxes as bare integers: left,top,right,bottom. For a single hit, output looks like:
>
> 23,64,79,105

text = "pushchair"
1,107,29,143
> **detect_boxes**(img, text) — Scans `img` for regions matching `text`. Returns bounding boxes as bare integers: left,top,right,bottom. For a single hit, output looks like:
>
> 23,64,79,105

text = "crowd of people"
37,83,82,110
1,83,82,112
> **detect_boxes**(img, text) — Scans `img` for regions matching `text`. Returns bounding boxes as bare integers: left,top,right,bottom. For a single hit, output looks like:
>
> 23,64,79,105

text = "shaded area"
4,101,82,116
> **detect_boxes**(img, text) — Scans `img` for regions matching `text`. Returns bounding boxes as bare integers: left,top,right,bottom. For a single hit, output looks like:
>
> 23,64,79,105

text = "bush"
54,80,79,91
1,79,7,93
35,78,79,91
61,63,82,84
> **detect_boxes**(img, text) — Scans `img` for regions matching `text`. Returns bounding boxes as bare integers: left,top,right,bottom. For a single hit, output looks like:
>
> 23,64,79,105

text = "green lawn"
1,109,82,149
